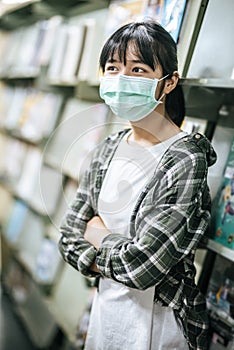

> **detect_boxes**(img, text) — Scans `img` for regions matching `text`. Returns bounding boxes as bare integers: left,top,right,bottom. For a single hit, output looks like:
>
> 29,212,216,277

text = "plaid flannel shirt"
59,129,217,350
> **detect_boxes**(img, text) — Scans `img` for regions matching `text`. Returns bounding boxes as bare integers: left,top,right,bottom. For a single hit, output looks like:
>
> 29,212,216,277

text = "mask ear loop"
158,93,165,101
159,73,170,81
157,72,173,101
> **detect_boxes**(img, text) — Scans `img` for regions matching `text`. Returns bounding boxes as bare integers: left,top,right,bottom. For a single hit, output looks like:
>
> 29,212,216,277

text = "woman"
59,21,217,350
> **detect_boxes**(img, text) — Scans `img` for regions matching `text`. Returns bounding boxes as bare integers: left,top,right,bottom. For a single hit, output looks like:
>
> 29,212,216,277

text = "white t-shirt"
98,131,187,236
85,131,189,350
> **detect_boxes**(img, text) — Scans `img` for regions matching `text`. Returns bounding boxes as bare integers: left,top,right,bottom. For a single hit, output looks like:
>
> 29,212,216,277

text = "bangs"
100,23,161,71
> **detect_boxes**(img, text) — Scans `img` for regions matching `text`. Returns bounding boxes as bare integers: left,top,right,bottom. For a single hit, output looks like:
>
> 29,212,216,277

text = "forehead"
109,46,142,61
108,41,152,65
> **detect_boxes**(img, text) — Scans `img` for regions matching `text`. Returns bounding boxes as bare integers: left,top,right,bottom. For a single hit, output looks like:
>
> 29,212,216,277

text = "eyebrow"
106,58,146,64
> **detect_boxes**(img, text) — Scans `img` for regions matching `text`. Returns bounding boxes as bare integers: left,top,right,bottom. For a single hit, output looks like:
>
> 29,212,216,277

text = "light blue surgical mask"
99,74,168,121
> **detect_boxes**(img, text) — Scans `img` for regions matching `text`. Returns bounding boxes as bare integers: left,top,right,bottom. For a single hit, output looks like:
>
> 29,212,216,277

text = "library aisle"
0,1,233,349
0,288,36,350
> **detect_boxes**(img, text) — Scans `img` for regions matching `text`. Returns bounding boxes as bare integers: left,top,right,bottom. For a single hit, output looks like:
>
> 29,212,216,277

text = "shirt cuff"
96,233,129,278
77,245,99,277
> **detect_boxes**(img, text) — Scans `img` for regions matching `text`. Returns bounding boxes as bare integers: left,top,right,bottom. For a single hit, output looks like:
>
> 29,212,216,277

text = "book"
16,147,42,201
37,16,63,67
0,185,14,227
17,90,62,142
59,24,85,84
0,133,9,180
207,126,234,201
0,137,28,187
34,238,62,284
30,164,63,217
50,178,77,231
17,210,45,271
11,25,40,76
77,12,107,85
2,85,62,142
0,83,15,127
5,200,29,245
4,87,27,130
105,0,145,39
47,24,68,81
0,31,11,73
211,136,234,250
0,29,22,75
143,0,187,43
77,19,97,83
45,98,109,181
206,254,234,345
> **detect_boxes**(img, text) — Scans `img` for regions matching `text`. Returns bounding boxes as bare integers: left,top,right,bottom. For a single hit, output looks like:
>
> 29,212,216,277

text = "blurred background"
0,1,233,349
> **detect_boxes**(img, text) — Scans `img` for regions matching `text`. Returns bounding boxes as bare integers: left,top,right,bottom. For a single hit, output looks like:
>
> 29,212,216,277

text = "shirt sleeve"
58,167,98,277
95,151,211,289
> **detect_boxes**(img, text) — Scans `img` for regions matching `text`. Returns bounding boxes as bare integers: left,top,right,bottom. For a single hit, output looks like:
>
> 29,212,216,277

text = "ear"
163,71,179,94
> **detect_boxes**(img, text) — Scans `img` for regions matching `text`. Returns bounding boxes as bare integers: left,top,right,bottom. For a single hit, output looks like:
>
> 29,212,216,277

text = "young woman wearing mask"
59,21,217,350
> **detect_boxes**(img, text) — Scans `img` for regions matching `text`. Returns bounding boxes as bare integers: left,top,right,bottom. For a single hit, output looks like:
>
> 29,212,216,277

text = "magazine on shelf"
143,0,187,43
0,134,9,180
5,200,29,245
206,254,234,345
30,164,63,216
2,86,62,142
105,0,145,39
211,136,234,250
0,30,22,74
0,137,28,187
16,147,42,201
34,238,62,284
59,24,85,84
12,25,40,74
17,210,46,272
45,98,109,181
0,24,44,76
0,83,15,127
38,16,63,66
17,90,63,142
0,31,11,72
77,18,105,84
207,127,234,201
51,178,77,229
4,88,28,130
47,24,68,81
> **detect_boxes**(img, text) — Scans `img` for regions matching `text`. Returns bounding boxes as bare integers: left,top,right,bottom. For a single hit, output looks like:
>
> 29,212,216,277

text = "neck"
129,109,181,147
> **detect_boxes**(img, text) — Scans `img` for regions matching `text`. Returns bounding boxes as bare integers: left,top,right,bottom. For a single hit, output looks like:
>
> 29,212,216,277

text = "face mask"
99,74,168,121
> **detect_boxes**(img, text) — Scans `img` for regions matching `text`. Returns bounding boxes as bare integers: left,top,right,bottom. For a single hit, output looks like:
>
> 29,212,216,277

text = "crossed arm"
60,147,211,289
84,216,110,272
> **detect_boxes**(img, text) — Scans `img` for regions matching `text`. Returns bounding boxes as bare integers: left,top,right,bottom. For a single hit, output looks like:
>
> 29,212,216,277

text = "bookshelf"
0,1,234,349
0,2,111,348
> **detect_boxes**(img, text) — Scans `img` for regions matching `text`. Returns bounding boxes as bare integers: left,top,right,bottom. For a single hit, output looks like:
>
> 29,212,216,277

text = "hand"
84,216,110,249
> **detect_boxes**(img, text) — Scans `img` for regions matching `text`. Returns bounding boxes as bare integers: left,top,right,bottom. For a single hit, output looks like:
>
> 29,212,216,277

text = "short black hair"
99,21,185,127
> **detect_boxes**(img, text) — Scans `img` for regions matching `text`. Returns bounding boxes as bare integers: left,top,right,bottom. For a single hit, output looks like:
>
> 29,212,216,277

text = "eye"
132,67,145,73
105,65,118,72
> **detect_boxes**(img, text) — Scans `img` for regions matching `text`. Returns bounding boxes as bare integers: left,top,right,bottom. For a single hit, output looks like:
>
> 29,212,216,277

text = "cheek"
155,81,164,99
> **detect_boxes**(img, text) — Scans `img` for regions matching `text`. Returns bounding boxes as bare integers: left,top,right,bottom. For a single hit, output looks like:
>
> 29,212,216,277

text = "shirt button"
195,134,201,139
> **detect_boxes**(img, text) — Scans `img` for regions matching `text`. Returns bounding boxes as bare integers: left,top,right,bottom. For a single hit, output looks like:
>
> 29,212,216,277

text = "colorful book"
5,200,29,245
212,136,234,250
35,238,62,284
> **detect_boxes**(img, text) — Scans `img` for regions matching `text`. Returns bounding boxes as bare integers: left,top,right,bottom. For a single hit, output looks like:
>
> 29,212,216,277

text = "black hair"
99,21,185,127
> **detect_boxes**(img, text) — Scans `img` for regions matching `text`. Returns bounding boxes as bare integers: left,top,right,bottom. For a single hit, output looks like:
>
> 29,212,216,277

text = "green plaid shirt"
59,130,217,350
